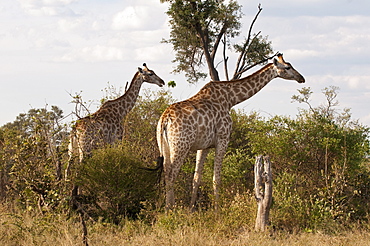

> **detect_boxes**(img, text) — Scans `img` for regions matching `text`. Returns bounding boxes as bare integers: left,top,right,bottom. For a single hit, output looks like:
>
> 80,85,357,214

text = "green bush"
124,89,175,164
0,106,68,211
77,143,160,223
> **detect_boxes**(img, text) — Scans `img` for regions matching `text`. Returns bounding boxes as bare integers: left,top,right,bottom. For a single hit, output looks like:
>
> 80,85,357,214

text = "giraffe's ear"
277,53,285,63
138,67,143,74
274,53,284,66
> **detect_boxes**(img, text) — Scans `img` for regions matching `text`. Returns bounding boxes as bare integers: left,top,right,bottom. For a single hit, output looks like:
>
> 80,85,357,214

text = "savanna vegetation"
0,86,369,245
1,0,369,245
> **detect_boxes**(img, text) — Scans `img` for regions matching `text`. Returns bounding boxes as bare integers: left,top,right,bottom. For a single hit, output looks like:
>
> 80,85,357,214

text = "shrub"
77,143,160,223
0,106,68,211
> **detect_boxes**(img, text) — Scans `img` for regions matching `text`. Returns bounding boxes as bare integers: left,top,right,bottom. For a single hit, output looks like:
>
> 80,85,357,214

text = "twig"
233,52,279,80
233,4,263,79
222,34,230,81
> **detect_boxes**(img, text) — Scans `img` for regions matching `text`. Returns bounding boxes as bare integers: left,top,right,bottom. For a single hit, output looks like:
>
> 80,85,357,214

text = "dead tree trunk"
254,155,273,232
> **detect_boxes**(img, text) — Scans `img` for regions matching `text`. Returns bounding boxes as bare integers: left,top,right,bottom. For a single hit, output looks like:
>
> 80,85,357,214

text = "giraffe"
157,53,305,210
67,64,165,177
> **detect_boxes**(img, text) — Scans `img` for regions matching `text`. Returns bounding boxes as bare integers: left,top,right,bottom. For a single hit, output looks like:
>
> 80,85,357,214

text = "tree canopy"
161,0,273,83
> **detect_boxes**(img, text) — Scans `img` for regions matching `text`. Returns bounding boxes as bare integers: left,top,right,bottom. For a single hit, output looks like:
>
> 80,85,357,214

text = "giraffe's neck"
99,72,143,119
229,63,277,106
215,63,277,108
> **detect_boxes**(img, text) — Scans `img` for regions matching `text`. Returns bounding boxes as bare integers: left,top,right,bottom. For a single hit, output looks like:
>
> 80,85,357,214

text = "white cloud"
18,0,78,16
19,0,78,7
308,75,370,92
112,6,149,30
111,3,167,31
284,49,320,60
345,76,361,90
55,45,126,62
260,15,370,55
58,18,84,32
134,44,171,63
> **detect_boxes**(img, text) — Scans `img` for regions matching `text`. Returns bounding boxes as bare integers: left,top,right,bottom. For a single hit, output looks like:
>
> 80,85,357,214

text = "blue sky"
1,0,369,126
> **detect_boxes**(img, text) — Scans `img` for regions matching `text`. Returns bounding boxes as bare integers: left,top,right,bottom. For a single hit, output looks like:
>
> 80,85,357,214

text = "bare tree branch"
237,31,261,79
211,21,228,60
222,34,230,81
233,4,263,79
232,52,279,80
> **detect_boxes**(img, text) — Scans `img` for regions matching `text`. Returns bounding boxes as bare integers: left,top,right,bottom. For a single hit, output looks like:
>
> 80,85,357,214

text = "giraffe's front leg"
213,138,229,211
190,149,210,211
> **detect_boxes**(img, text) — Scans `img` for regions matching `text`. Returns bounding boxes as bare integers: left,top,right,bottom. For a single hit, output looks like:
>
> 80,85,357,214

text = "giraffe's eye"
286,66,291,70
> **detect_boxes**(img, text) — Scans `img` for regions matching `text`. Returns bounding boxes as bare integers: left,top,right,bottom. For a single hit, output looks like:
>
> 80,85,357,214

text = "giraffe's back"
158,98,231,151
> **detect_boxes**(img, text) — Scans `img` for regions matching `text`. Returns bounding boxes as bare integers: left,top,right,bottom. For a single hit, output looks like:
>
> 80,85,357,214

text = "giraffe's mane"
192,63,273,98
100,71,140,107
81,71,141,119
241,63,274,81
218,63,273,84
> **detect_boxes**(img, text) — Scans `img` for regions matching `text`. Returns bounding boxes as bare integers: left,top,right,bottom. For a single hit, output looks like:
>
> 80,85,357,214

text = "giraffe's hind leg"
164,148,190,210
190,149,210,211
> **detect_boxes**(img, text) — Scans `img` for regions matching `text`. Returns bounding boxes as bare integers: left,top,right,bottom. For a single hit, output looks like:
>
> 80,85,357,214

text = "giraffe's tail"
139,156,163,172
140,115,166,173
139,156,163,185
139,112,170,179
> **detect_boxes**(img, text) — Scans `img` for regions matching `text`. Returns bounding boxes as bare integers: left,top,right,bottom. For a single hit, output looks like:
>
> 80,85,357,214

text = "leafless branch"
222,34,230,81
233,4,263,79
211,21,228,60
66,91,91,120
232,52,279,80
237,31,261,79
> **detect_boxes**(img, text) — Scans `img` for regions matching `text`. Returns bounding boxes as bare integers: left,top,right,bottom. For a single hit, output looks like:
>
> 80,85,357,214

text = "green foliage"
167,80,177,88
162,0,272,82
77,143,159,222
0,106,68,211
197,149,254,207
271,172,311,231
124,89,175,164
240,87,370,231
163,0,239,81
233,34,273,79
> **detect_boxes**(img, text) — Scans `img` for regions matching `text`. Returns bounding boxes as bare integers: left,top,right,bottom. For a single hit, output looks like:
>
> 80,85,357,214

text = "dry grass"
1,204,370,246
90,226,370,246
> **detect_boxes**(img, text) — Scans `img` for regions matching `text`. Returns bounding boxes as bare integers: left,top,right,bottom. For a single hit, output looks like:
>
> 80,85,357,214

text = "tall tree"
161,0,273,83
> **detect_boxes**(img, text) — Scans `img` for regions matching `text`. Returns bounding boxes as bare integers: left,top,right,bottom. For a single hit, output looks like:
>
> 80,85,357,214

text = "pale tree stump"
254,155,273,232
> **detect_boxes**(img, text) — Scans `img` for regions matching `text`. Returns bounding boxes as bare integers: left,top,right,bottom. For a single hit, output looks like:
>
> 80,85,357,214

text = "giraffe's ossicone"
157,54,305,210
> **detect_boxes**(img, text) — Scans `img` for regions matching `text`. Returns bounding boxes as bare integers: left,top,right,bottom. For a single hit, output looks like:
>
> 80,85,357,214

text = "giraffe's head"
138,63,165,87
273,54,305,83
